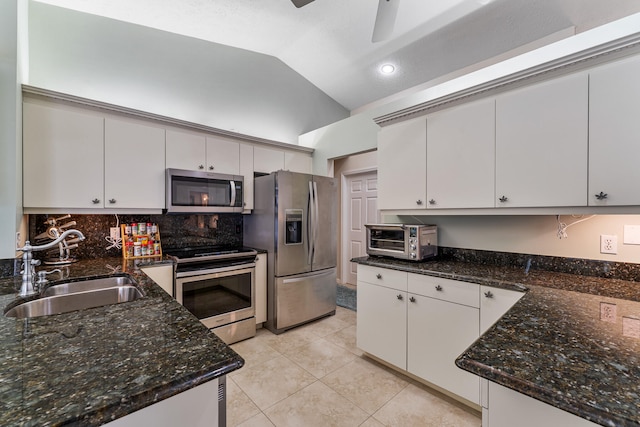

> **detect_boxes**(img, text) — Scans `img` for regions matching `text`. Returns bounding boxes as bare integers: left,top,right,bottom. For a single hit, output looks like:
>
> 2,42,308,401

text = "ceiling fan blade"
291,0,315,8
372,0,399,43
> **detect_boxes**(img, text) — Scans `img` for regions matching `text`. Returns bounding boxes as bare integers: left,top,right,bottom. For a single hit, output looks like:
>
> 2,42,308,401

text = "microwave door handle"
229,180,236,207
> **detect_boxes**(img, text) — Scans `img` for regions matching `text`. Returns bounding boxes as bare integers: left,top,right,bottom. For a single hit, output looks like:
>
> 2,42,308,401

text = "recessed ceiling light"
380,64,396,75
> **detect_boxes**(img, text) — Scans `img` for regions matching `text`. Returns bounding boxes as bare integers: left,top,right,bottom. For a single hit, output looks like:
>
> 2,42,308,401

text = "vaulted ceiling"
33,0,640,112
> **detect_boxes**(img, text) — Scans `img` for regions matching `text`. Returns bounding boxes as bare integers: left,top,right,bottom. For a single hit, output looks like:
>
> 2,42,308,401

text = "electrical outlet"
600,235,618,254
110,227,120,240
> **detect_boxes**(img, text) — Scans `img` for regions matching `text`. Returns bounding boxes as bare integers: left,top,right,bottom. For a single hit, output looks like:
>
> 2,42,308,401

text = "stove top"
164,246,258,263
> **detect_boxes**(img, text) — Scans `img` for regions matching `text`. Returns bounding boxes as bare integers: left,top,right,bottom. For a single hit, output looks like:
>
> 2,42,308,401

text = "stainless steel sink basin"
5,285,143,319
42,276,136,297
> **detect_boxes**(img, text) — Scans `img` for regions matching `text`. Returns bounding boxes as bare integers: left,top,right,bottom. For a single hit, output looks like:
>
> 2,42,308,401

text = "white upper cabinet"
284,151,313,174
23,102,104,209
426,98,495,209
377,116,427,210
165,129,206,171
253,146,285,173
240,144,254,211
495,73,589,208
206,136,240,175
104,118,166,209
589,55,640,206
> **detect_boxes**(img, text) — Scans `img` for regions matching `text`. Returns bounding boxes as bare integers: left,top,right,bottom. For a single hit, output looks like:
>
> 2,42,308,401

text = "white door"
344,171,378,285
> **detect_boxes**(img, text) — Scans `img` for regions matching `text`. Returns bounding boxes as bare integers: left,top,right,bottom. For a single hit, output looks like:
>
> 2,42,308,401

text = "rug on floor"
336,284,356,311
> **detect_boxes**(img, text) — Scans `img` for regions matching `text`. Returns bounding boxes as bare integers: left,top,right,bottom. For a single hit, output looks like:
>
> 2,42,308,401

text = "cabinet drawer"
408,274,479,308
358,265,407,291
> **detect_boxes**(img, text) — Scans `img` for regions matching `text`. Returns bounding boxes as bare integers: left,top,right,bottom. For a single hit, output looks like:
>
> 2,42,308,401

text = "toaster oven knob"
410,253,417,259
410,244,416,250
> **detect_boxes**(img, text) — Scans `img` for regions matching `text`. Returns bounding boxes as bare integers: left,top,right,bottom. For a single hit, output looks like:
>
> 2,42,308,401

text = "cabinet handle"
499,196,508,203
209,165,214,171
416,199,423,205
376,273,382,279
429,199,436,205
92,198,100,204
109,198,116,204
409,296,416,303
595,191,608,200
396,294,403,301
435,285,443,291
198,165,204,169
484,291,494,298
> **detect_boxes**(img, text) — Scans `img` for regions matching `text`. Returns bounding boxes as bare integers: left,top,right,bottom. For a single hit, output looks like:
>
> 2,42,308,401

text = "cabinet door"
141,264,174,297
495,73,588,207
407,294,480,405
253,146,284,173
480,286,524,334
104,118,166,209
284,151,313,174
486,382,599,427
589,55,640,206
427,98,495,208
23,102,104,208
356,281,407,370
206,136,239,175
240,144,254,211
377,117,427,210
166,129,206,171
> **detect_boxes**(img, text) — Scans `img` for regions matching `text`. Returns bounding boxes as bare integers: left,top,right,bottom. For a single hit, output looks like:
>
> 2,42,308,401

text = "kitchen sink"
5,284,143,319
42,276,137,297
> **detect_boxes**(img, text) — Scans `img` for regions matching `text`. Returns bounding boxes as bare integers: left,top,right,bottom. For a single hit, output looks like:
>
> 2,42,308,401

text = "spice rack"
121,223,163,259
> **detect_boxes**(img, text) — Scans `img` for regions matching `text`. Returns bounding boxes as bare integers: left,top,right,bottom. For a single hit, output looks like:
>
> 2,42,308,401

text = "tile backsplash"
28,213,243,260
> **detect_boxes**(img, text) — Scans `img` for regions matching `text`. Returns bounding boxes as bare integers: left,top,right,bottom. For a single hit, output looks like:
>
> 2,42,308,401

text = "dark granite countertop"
0,257,244,426
353,255,640,427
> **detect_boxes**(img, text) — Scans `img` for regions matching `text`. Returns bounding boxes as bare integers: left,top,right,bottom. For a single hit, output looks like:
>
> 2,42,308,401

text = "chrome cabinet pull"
499,196,508,203
484,291,494,298
595,191,608,200
396,294,403,300
92,198,100,204
409,296,416,303
435,285,443,291
376,273,382,279
109,199,116,204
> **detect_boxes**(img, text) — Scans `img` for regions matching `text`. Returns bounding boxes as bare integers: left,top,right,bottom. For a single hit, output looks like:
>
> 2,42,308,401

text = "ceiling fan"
291,0,399,43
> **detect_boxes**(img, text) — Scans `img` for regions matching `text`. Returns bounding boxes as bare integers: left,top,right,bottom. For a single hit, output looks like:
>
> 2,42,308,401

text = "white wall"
0,0,26,259
27,2,348,145
391,215,640,264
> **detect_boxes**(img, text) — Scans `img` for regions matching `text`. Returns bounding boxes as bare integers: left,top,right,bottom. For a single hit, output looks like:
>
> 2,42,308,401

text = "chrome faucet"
16,229,86,297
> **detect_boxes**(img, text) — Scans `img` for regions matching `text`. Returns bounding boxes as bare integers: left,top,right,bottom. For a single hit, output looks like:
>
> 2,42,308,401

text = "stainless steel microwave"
166,168,244,213
365,224,437,261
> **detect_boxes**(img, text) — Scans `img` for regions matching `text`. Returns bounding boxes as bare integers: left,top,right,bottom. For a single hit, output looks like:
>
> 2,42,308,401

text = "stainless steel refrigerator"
244,170,337,334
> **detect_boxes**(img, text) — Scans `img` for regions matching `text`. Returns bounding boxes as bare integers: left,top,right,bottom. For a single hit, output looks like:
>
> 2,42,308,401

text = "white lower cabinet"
255,253,267,324
480,285,524,334
141,264,174,297
484,382,598,427
104,378,220,427
357,265,482,404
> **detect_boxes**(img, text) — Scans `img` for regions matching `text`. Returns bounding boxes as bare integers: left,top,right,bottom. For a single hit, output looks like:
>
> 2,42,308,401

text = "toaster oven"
365,224,437,261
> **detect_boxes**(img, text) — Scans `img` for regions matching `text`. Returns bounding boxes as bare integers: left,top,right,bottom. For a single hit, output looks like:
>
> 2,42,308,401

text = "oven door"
176,265,255,329
365,224,409,258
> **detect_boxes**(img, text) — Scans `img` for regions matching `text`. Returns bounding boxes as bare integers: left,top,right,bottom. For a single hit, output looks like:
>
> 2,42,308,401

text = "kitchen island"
0,257,244,426
354,254,640,427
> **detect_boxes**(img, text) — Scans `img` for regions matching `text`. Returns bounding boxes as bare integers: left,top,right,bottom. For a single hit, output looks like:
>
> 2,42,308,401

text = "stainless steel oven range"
164,246,258,344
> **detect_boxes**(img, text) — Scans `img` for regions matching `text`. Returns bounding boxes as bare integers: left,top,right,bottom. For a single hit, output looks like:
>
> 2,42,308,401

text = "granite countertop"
353,255,640,427
0,257,244,426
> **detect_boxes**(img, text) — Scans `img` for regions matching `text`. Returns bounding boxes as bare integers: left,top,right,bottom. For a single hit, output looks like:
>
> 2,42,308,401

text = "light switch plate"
624,225,640,245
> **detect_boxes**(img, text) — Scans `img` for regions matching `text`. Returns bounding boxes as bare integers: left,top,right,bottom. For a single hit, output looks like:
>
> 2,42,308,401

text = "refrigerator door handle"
313,181,319,262
308,181,314,265
229,180,237,207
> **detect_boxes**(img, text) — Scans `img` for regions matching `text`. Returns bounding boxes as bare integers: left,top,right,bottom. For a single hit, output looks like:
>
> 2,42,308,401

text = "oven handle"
176,263,256,278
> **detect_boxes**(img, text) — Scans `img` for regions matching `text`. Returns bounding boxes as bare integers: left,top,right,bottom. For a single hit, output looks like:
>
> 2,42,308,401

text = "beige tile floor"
227,307,481,427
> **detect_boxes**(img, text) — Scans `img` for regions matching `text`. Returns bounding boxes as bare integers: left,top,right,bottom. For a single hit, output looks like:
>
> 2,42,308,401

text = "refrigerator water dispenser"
285,209,303,245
